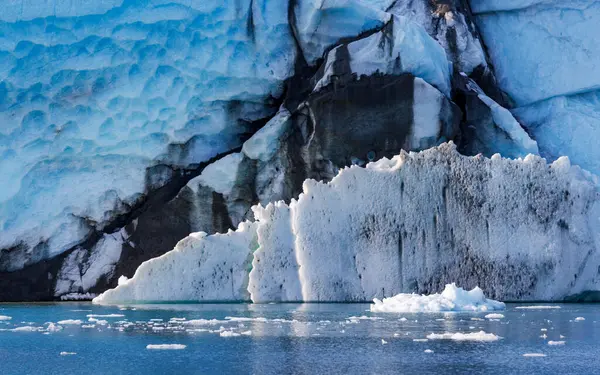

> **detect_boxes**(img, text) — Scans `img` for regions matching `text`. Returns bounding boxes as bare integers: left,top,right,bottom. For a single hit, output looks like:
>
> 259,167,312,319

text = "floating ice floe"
220,331,241,338
146,344,186,350
575,317,585,321
426,331,501,342
548,341,566,346
11,326,42,332
0,316,12,321
46,323,63,332
60,352,77,356
485,314,505,319
424,349,434,353
523,353,546,357
57,320,83,325
371,284,505,313
87,314,124,318
515,306,561,310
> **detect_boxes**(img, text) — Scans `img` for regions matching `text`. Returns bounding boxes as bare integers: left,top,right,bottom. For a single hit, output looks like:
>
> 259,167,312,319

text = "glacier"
94,143,600,304
0,0,586,302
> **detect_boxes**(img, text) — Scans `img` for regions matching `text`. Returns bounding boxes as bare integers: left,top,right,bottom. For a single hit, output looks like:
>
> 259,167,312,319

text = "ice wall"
471,0,600,174
0,0,294,271
94,143,600,304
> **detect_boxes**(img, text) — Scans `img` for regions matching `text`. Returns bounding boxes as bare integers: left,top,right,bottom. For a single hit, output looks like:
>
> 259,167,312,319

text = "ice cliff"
94,143,600,304
2,0,598,302
471,1,600,175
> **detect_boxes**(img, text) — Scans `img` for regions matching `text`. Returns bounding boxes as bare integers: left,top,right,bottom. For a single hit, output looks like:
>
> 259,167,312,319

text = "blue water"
0,303,598,375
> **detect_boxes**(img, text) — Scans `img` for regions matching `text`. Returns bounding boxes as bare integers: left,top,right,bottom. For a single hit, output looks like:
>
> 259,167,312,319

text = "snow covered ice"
94,143,600,304
370,284,505,313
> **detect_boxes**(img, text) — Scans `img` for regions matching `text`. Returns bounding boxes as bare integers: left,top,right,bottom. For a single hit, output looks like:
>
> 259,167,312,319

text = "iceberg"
94,143,600,304
370,283,506,313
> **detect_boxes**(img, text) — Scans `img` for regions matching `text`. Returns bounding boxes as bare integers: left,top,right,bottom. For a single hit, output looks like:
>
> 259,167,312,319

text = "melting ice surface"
1,302,600,374
370,284,506,313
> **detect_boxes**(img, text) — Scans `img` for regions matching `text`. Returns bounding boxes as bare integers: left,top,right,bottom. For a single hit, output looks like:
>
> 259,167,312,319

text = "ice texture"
512,92,600,175
293,0,390,65
313,15,452,97
473,1,600,106
94,143,600,304
0,0,295,270
471,1,600,175
95,222,258,303
370,283,505,313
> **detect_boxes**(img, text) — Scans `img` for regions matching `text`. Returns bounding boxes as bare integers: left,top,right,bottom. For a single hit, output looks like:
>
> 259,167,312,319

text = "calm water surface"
0,302,598,374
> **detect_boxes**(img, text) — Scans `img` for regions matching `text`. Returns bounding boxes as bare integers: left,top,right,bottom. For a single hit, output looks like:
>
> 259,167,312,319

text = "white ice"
426,331,501,342
370,284,506,313
95,143,600,304
57,319,83,325
146,344,186,350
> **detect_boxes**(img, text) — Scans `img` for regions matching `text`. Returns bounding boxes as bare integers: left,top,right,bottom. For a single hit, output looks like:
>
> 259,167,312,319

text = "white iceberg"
426,331,501,342
370,284,505,313
94,143,600,304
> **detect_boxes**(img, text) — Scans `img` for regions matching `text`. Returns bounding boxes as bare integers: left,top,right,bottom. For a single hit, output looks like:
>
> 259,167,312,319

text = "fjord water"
0,303,598,374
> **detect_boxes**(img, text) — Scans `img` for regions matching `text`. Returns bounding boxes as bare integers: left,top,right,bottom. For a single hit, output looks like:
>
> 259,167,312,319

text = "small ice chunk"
523,353,546,357
515,306,561,310
0,315,12,321
60,352,77,356
371,284,505,313
548,341,565,346
220,331,241,337
540,328,547,332
413,339,429,342
11,326,41,332
86,314,124,318
574,317,585,321
381,339,388,345
426,331,501,342
146,344,187,350
46,323,63,332
485,314,505,319
424,349,434,353
57,320,83,325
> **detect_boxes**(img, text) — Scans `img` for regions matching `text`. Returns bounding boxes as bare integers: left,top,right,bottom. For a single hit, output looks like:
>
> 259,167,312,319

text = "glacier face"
0,0,294,272
471,1,600,175
94,143,600,304
0,0,543,301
